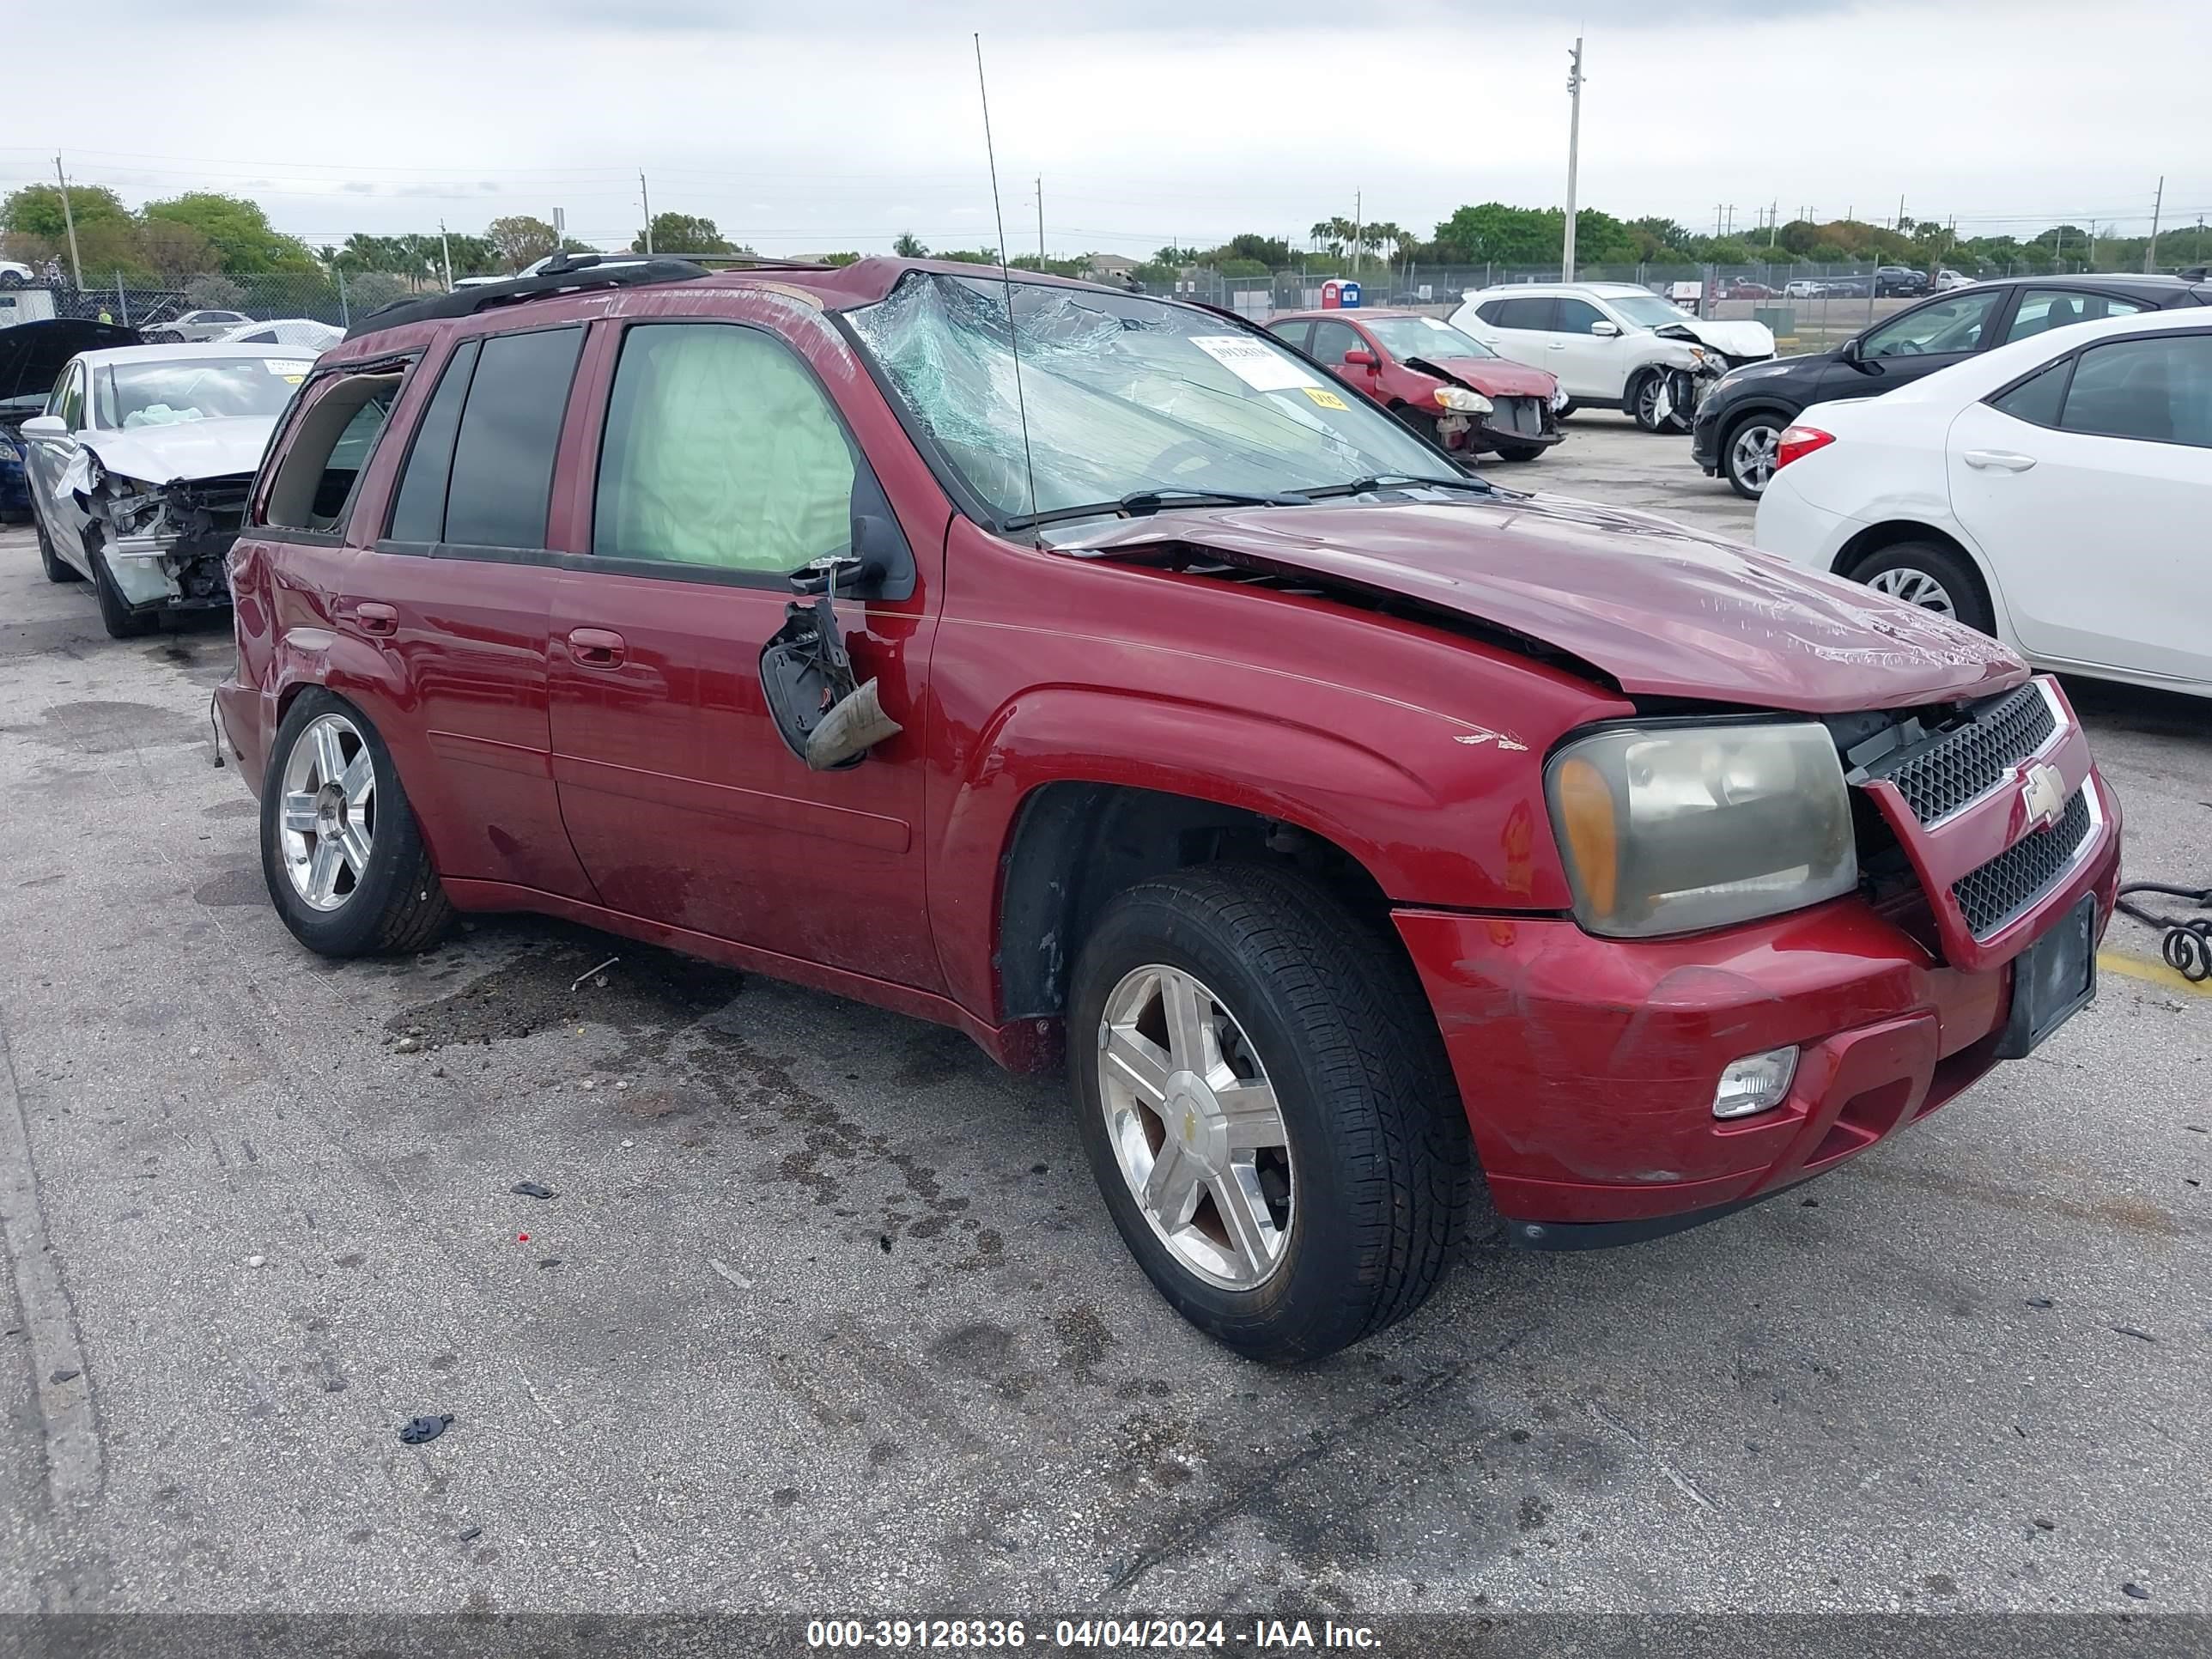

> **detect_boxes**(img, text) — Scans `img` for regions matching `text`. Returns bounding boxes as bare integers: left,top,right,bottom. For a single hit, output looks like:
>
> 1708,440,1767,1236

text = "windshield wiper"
1005,487,1312,532
1301,472,1493,500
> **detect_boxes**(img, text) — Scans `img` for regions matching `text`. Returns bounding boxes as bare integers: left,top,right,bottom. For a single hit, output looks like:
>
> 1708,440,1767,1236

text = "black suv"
1693,273,2212,497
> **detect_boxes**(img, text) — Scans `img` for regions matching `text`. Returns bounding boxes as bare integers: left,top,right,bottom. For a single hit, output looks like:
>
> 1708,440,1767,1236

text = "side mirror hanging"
757,519,906,771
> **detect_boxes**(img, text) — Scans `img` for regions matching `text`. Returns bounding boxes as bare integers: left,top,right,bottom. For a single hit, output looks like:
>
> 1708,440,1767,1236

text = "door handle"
355,601,398,637
1962,449,2037,472
568,627,626,669
1547,340,1568,349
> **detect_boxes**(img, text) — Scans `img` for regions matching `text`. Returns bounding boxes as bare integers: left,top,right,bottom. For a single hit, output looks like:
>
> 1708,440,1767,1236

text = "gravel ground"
2,427,2207,1639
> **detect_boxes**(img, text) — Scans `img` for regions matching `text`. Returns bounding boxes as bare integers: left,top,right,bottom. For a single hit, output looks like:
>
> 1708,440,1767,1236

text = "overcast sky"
4,1,2201,256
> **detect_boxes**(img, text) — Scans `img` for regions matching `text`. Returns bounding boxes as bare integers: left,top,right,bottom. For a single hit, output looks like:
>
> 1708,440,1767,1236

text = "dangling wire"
2117,881,2212,981
975,32,1042,544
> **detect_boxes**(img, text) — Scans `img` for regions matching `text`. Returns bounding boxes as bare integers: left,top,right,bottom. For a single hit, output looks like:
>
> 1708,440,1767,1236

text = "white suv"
1450,282,1774,429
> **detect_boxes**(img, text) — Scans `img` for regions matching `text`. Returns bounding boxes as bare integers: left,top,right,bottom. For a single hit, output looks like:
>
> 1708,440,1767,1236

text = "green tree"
1431,203,1555,264
1153,244,1200,265
485,214,559,271
138,217,217,283
820,251,861,267
893,231,929,258
3,182,130,241
142,192,315,274
632,212,734,255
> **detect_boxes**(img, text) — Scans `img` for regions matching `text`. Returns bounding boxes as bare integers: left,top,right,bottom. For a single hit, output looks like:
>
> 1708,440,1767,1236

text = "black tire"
1067,862,1475,1363
1553,398,1577,420
1628,370,1669,433
1390,403,1441,444
1722,410,1789,500
1492,442,1547,463
33,504,83,582
88,531,155,637
260,690,455,957
1846,540,1996,637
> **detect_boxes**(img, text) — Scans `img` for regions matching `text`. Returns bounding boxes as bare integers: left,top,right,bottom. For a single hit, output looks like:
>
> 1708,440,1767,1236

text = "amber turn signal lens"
1554,757,1618,918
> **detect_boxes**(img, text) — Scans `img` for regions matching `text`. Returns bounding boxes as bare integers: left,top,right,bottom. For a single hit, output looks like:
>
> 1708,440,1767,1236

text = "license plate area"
1993,895,2097,1059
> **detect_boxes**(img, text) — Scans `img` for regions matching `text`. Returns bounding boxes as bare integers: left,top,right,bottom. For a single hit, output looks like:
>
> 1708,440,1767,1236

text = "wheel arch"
1830,519,2009,636
994,780,1399,1032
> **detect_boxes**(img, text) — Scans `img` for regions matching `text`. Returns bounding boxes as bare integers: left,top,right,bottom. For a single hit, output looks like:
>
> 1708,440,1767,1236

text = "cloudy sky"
4,0,2201,256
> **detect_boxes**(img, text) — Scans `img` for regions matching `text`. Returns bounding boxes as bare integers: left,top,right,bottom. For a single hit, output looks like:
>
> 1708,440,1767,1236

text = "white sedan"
1754,307,2212,698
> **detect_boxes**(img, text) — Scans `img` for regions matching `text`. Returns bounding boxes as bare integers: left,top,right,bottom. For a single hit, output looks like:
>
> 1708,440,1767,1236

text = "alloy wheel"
1865,566,1957,617
1729,421,1781,493
1096,964,1295,1291
277,712,376,911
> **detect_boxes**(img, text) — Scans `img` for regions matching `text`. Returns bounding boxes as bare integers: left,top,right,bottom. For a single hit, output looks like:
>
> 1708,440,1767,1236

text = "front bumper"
1393,764,2121,1236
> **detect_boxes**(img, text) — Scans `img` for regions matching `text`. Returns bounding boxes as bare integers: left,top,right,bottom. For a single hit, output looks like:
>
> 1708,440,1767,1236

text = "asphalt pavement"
2,428,2207,1634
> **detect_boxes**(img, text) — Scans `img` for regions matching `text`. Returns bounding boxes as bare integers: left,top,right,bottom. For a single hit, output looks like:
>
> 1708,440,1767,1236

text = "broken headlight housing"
1433,386,1493,415
1546,722,1857,939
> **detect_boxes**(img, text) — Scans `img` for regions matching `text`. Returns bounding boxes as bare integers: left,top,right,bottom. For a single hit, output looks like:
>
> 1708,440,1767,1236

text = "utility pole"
1768,199,1779,248
639,170,653,253
553,206,566,248
1352,189,1363,276
1561,37,1584,282
2145,175,2165,271
53,155,82,289
1897,192,1906,232
1036,176,1044,265
439,220,453,291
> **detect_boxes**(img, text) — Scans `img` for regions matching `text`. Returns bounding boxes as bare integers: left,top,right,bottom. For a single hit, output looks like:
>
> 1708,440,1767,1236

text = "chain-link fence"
4,269,441,331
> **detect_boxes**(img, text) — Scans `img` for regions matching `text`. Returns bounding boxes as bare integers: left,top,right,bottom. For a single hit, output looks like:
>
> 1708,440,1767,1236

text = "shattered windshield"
95,357,307,429
845,273,1454,524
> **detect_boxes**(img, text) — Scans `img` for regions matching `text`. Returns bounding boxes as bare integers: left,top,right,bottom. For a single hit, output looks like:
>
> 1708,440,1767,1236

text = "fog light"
1713,1046,1799,1119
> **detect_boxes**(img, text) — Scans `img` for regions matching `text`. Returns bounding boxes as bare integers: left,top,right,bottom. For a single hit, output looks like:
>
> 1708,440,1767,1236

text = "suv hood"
1053,494,2025,714
1658,318,1776,359
1406,355,1558,399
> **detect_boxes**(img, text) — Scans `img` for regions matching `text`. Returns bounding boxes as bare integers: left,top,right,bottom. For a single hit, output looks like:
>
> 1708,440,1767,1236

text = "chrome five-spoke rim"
1866,567,1956,617
1097,965,1294,1291
279,713,375,911
1731,422,1779,490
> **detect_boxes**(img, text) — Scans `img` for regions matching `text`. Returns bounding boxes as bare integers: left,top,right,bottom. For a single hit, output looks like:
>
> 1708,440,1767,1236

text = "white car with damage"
17,343,315,637
1449,281,1775,431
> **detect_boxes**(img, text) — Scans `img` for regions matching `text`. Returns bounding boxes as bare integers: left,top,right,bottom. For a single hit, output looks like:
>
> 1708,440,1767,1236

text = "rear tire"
1068,862,1474,1363
260,690,454,957
1846,540,1996,637
88,532,155,637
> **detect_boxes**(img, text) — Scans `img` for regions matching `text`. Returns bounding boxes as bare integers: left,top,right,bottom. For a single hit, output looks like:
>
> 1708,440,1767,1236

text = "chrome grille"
1952,790,2093,938
1869,683,2055,824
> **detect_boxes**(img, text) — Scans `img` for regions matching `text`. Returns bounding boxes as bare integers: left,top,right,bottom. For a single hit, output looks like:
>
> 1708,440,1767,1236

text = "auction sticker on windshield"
1190,334,1322,392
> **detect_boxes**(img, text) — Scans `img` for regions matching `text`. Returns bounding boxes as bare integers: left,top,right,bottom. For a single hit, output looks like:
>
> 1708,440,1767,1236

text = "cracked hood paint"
1053,493,2027,714
77,414,275,488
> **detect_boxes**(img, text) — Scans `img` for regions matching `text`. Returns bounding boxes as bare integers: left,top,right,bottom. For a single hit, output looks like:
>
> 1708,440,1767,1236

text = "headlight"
1546,722,1857,939
1433,386,1493,415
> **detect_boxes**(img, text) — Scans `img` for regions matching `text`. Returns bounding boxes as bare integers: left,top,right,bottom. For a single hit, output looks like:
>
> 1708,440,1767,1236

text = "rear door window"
2059,334,2212,447
442,326,584,548
2004,289,2151,344
387,338,480,544
263,364,409,534
1492,297,1556,331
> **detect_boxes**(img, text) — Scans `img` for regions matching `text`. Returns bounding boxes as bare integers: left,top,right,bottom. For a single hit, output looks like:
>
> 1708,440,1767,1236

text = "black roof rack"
341,254,714,341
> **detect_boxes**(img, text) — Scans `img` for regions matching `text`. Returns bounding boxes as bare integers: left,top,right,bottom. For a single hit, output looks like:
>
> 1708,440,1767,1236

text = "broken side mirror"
758,514,909,771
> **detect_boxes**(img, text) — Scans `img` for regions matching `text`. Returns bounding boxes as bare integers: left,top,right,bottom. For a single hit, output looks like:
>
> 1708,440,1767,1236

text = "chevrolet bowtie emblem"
2020,762,2066,832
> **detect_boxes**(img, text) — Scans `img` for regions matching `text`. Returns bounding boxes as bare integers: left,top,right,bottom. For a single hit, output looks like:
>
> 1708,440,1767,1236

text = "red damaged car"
216,255,2118,1361
1267,306,1565,460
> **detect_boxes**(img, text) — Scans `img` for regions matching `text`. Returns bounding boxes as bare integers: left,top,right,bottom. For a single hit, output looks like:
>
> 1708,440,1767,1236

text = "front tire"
88,532,155,637
1723,411,1787,500
1629,370,1670,433
1068,863,1473,1362
260,690,454,957
33,505,83,583
1846,540,1996,637
1492,442,1547,463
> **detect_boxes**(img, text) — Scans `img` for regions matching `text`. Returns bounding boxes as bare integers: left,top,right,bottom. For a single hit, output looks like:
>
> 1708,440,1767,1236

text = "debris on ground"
2110,1325,2157,1342
459,1526,482,1542
710,1258,754,1290
2025,1297,2055,1309
49,1368,81,1385
394,1036,424,1055
246,1255,265,1268
510,1181,556,1200
2123,1583,2152,1600
570,956,620,992
398,1414,453,1445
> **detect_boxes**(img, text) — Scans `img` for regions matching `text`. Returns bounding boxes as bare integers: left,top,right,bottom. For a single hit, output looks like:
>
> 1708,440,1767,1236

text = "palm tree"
892,232,928,258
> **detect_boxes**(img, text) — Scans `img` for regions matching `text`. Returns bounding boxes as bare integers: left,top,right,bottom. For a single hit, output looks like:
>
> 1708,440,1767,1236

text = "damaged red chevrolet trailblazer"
216,256,2119,1361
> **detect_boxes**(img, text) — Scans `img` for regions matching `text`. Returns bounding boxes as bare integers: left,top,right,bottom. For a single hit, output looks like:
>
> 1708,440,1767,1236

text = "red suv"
216,256,2119,1361
1267,307,1564,461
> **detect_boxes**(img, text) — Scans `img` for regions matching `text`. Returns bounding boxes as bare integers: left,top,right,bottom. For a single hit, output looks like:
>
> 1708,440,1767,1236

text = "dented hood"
78,415,276,488
1664,318,1776,359
1407,355,1559,400
1053,495,2026,714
